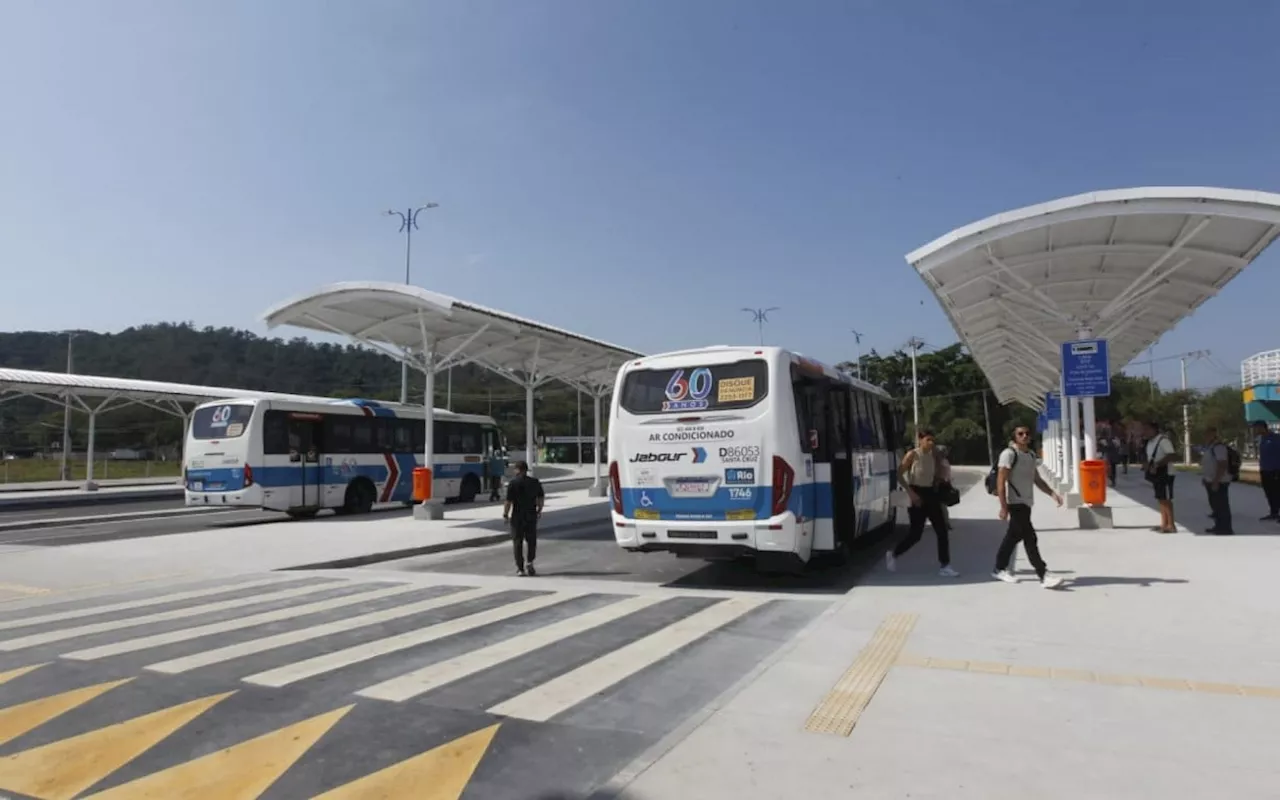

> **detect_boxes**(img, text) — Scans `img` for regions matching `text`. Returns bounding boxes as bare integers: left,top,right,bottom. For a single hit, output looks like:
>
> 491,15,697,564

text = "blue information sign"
1061,339,1111,398
1045,391,1062,420
1036,411,1048,432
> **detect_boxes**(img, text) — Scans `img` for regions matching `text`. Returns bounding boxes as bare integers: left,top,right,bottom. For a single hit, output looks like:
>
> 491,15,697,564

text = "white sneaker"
885,552,897,572
938,565,960,577
992,570,1017,583
1041,575,1065,589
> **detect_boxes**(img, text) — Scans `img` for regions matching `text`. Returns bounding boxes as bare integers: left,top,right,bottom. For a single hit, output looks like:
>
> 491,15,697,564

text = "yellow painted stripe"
0,677,132,748
315,723,500,800
0,583,50,598
897,655,1280,700
0,690,231,800
804,612,918,736
0,663,44,687
85,704,353,799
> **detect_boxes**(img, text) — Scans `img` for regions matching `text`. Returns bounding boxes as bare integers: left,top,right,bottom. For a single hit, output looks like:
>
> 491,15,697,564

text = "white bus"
607,346,901,572
184,398,507,519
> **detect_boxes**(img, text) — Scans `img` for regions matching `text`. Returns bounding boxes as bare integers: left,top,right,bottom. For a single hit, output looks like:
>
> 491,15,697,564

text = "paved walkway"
615,471,1280,799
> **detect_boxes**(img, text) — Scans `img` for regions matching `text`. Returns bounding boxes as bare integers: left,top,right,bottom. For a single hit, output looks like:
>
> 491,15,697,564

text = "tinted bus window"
191,404,254,440
620,359,769,415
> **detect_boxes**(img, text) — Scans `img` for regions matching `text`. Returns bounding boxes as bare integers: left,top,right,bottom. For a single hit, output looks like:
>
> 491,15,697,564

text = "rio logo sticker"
662,368,713,412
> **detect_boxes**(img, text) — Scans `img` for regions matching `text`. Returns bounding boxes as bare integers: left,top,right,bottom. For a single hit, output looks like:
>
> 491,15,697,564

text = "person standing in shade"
503,460,545,576
886,429,958,578
1143,421,1178,534
992,426,1065,589
1201,427,1234,535
1254,421,1280,523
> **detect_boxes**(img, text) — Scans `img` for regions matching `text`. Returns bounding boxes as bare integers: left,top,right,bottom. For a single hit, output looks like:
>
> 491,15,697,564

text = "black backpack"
1226,445,1241,481
984,449,1019,496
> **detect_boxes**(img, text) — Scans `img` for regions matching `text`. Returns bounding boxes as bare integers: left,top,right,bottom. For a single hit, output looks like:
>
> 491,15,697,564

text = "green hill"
0,323,589,456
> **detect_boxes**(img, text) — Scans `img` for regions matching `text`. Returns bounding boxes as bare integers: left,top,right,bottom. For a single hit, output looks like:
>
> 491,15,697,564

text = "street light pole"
850,329,864,380
741,307,780,346
59,332,78,482
907,337,925,437
386,203,440,404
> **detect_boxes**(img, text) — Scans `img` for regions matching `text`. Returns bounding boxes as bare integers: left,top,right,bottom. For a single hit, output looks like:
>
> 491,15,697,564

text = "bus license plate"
672,479,715,496
191,482,203,492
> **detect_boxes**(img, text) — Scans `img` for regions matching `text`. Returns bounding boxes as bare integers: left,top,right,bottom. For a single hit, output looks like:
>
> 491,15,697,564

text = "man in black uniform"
503,460,544,576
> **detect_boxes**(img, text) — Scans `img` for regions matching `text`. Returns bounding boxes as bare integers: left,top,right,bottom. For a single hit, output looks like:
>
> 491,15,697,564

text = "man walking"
1201,426,1234,535
993,426,1065,589
503,460,545,576
1143,421,1178,534
1254,421,1280,523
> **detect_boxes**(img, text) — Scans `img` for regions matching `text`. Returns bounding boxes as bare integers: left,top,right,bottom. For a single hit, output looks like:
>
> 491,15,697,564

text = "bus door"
287,414,324,508
827,386,856,545
482,426,504,499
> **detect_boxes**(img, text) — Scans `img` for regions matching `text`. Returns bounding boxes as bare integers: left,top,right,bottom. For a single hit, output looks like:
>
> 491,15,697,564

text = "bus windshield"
190,403,255,439
619,359,769,415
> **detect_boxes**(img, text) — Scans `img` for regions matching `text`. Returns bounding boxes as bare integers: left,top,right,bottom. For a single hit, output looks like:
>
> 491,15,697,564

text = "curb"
0,487,184,512
279,517,604,571
0,507,228,533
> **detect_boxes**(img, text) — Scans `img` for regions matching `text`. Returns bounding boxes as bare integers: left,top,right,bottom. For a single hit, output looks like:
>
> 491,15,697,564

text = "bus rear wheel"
343,480,376,515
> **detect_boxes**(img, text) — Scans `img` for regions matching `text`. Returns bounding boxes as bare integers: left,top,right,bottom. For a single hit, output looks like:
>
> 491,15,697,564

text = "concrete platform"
612,473,1280,800
0,486,610,597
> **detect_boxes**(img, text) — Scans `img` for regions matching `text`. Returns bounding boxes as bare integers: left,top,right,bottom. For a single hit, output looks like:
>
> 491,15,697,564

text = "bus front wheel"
459,474,481,503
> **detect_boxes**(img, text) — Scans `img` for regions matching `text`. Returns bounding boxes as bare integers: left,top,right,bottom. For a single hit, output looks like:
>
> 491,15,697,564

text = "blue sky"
2,0,1277,392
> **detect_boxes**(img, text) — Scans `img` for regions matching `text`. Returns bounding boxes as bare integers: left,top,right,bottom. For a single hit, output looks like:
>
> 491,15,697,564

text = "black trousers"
995,504,1047,578
895,485,951,566
1204,481,1233,532
1261,470,1280,517
511,518,538,568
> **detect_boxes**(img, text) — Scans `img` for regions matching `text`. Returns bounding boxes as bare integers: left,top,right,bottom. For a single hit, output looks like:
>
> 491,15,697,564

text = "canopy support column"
1078,328,1099,464
414,324,444,521
588,389,608,497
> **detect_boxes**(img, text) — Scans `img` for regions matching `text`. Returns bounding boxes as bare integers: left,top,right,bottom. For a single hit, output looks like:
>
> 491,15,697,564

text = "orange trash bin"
412,467,433,502
1079,459,1106,506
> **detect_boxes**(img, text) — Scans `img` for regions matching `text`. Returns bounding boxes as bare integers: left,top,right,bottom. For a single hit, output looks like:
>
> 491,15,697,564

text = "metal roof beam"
983,248,1077,325
1097,215,1210,319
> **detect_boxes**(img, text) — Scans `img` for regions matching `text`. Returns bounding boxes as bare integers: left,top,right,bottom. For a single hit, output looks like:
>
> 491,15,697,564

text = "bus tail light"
609,461,622,515
771,455,794,517
243,463,254,488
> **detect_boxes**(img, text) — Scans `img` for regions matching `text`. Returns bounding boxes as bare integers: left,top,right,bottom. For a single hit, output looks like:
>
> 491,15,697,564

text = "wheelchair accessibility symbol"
639,491,654,508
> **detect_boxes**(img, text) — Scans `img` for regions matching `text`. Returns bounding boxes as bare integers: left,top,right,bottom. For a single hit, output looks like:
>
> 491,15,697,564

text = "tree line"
0,325,1247,465
0,324,595,456
840,344,1248,465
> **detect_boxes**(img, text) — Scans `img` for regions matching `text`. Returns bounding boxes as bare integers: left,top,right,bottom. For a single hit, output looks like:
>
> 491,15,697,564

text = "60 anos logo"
662,368,713,412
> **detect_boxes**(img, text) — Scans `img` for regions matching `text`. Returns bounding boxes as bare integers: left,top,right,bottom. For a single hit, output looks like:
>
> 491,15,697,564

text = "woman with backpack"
886,429,959,578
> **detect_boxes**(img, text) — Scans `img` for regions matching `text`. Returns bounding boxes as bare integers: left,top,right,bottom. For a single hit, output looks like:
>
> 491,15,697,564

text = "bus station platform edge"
612,472,1280,800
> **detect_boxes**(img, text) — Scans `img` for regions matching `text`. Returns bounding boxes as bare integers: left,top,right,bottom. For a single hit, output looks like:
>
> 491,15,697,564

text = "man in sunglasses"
993,426,1065,589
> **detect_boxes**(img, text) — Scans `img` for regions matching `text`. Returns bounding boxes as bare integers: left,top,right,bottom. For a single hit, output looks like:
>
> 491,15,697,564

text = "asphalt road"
0,569,825,798
362,471,985,594
0,478,595,548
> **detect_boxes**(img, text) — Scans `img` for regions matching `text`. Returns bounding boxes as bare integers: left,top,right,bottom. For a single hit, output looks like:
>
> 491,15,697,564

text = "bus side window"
393,420,413,451
325,418,354,455
868,397,885,449
263,410,290,454
880,401,897,450
789,368,813,454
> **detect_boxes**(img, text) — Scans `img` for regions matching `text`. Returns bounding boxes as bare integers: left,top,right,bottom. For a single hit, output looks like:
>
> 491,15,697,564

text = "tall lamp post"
850,329,864,380
385,203,440,404
741,307,780,346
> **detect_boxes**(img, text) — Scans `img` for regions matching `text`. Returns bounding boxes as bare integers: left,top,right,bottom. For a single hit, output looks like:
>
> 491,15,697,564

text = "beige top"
905,447,938,487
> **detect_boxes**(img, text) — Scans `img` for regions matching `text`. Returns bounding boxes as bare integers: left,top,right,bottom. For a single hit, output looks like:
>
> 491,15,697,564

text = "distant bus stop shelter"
906,187,1280,506
0,368,329,489
261,282,643,518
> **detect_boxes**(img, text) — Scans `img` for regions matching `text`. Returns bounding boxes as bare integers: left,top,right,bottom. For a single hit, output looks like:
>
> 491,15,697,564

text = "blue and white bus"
184,398,507,519
607,346,901,572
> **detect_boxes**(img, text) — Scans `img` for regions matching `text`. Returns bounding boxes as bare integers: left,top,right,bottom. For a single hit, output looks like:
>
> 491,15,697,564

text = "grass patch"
0,459,181,484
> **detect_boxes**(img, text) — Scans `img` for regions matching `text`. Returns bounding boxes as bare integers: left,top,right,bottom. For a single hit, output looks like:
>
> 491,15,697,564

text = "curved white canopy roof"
906,187,1280,407
261,281,643,394
0,367,327,415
